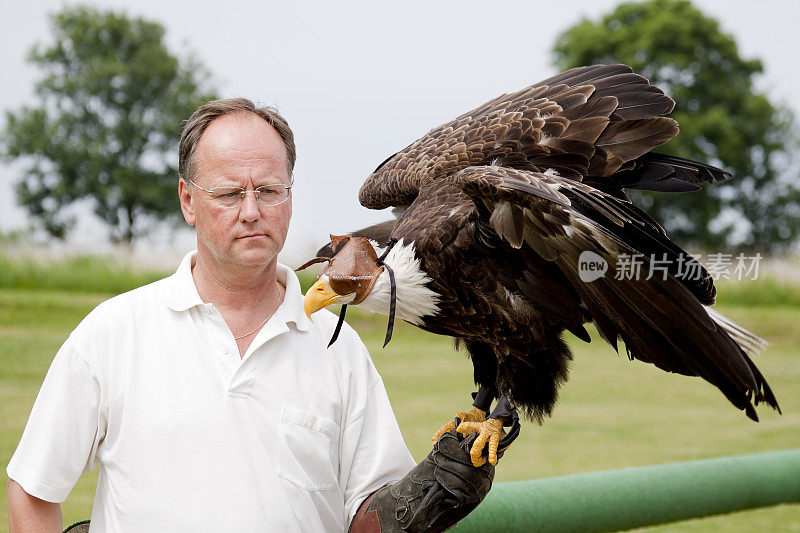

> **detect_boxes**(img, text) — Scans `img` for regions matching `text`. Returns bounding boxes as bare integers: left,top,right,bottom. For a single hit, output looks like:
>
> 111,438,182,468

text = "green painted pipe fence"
454,448,800,532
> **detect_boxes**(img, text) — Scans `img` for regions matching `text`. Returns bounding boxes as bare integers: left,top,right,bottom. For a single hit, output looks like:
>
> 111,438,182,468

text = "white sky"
1,0,799,266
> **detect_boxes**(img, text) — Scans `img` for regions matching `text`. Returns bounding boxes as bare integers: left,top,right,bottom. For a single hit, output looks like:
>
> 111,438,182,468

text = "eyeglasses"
186,178,293,208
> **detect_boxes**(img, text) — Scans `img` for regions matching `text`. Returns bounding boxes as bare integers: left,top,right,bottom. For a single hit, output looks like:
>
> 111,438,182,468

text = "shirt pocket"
276,406,340,492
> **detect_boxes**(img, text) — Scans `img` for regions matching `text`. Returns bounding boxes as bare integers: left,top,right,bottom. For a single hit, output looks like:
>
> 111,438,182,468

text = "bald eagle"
301,64,780,466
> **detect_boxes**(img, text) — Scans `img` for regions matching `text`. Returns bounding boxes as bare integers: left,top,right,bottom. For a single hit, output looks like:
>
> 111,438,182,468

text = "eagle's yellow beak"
304,278,343,317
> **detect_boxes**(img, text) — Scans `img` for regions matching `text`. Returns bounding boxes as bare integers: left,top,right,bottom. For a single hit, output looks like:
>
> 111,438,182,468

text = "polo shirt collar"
164,251,204,312
164,250,311,332
274,261,311,332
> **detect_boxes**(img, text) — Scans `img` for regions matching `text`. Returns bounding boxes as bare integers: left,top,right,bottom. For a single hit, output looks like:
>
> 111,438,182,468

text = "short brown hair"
178,98,296,182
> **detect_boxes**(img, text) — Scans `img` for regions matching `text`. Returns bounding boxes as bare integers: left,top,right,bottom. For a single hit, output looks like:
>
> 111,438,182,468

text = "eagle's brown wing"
443,165,778,421
358,64,726,211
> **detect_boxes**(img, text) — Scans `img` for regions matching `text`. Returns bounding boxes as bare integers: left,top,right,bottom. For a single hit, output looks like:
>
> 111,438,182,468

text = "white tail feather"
705,306,768,357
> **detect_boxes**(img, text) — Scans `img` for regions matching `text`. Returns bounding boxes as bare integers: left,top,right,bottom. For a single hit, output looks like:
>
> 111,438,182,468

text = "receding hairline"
178,98,296,183
191,111,292,180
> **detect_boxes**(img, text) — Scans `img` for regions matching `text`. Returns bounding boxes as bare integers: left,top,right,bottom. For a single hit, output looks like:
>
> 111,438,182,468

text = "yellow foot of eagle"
432,390,521,467
431,406,487,445
456,417,507,466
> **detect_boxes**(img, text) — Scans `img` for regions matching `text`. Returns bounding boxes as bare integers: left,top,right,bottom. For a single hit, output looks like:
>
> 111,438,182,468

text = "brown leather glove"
349,430,497,533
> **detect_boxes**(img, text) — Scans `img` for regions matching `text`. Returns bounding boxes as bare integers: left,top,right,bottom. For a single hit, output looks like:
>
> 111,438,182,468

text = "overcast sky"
2,0,798,266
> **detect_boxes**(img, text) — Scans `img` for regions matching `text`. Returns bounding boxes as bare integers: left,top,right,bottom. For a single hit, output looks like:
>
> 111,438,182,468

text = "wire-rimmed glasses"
186,178,293,208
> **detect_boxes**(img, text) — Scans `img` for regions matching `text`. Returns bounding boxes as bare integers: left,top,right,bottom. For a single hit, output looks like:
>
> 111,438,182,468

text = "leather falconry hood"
297,234,399,348
321,235,383,304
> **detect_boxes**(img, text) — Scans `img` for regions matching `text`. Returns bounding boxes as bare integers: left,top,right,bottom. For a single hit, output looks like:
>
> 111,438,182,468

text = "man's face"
179,112,292,271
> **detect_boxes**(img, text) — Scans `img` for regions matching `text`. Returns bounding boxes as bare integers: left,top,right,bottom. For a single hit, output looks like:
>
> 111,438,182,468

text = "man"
7,99,496,532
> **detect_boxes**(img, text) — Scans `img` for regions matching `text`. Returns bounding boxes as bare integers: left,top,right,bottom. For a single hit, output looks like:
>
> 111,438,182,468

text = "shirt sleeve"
6,337,106,503
337,340,417,526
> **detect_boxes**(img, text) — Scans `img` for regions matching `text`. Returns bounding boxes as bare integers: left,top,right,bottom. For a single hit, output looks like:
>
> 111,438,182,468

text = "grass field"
1,274,799,531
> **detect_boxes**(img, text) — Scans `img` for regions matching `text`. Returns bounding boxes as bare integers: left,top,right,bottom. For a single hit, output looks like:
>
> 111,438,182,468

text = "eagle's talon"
431,420,456,444
432,406,487,445
456,417,505,467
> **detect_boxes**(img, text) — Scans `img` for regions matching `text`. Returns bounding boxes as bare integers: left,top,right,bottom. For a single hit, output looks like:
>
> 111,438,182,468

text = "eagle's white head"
302,236,440,326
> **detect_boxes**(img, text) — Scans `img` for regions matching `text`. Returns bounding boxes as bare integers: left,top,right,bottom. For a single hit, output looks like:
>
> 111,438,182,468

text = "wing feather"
359,64,688,209
444,165,778,419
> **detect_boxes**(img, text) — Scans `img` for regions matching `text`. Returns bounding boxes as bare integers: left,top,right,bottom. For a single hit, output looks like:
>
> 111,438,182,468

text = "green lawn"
1,288,798,531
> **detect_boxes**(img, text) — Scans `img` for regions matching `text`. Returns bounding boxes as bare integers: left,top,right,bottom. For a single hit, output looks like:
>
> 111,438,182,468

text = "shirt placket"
229,312,291,395
193,303,241,387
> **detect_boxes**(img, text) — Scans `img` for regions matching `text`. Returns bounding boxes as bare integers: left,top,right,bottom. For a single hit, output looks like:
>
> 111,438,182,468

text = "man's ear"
178,179,196,226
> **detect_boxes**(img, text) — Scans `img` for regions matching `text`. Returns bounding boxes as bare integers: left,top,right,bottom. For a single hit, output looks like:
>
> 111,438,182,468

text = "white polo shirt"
7,252,415,532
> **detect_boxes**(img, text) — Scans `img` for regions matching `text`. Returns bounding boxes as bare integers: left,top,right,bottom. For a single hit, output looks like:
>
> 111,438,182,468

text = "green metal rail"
454,448,800,532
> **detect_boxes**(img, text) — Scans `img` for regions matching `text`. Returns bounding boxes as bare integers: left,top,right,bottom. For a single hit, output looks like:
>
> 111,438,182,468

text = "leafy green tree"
553,0,800,252
2,6,216,243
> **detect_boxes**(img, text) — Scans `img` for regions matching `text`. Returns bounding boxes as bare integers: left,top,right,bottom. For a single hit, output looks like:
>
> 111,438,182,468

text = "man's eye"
258,187,281,196
216,190,241,199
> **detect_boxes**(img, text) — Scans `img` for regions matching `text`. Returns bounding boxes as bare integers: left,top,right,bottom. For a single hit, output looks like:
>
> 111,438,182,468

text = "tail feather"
704,306,769,358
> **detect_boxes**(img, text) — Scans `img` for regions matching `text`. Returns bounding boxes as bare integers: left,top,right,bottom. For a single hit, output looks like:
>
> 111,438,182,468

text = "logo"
578,251,608,282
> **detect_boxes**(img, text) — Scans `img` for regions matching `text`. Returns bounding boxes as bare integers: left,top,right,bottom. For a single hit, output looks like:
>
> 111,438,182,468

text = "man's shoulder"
93,276,169,315
305,307,362,344
72,276,171,339
303,308,382,378
48,275,173,371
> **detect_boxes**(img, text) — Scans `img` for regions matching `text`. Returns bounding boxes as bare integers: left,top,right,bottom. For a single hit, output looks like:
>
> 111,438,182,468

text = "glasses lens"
256,185,290,206
211,187,244,207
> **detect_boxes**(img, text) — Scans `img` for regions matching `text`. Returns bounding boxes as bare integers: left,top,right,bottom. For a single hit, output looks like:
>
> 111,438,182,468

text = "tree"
553,0,800,253
2,6,216,243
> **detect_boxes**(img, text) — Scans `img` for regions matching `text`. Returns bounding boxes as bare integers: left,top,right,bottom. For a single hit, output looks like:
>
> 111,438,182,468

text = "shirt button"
222,346,229,355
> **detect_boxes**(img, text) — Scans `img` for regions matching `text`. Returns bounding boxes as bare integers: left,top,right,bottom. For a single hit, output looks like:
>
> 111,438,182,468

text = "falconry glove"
349,430,497,533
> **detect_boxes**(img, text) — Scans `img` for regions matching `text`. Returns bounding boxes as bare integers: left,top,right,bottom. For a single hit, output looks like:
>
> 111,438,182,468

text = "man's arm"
7,478,62,533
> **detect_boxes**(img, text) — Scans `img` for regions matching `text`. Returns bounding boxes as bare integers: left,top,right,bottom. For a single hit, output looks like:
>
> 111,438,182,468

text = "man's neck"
191,252,282,313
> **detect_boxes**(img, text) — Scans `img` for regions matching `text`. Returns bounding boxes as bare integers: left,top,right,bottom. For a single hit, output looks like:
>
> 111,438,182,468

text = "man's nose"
238,191,260,221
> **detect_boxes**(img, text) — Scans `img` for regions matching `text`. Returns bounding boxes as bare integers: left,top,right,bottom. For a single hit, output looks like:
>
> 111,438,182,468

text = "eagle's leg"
431,386,493,445
456,394,520,467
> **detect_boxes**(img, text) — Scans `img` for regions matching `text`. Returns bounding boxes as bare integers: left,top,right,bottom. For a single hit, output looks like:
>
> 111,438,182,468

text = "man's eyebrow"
203,173,291,188
206,182,242,189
